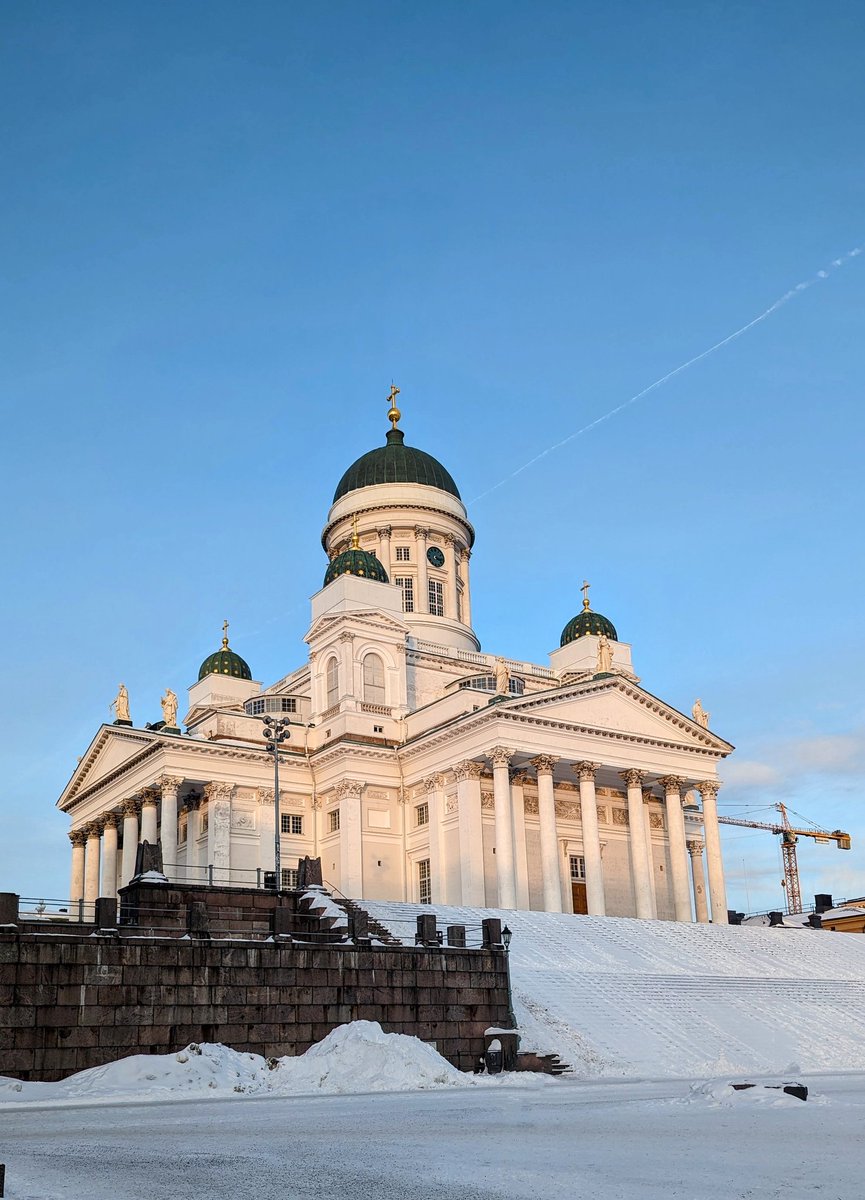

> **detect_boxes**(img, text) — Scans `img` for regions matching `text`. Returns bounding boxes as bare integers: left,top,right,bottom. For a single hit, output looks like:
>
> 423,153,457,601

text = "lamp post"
501,924,517,1030
261,716,291,888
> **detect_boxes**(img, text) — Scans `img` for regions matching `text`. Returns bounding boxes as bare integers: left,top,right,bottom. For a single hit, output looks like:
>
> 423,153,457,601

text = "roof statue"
110,683,131,724
161,688,179,728
692,699,710,728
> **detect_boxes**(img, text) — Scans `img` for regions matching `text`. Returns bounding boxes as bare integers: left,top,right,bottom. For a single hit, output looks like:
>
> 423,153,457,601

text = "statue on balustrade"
110,683,131,723
161,688,179,728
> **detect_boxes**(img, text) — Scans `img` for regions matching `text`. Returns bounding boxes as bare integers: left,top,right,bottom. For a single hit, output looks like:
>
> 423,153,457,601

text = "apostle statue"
692,698,710,728
596,634,613,674
161,688,179,728
494,656,511,696
110,683,131,723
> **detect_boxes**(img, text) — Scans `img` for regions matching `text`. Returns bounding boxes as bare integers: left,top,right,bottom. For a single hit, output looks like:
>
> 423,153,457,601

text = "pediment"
507,678,732,752
58,725,159,810
306,609,408,644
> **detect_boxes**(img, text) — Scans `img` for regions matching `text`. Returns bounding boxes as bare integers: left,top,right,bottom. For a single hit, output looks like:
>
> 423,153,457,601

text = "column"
699,780,728,924
339,632,355,701
459,547,472,627
159,775,182,881
376,525,392,578
642,792,658,919
101,813,119,899
69,830,86,902
454,761,485,905
336,779,364,897
658,776,692,922
532,756,562,913
490,747,517,908
574,762,606,916
444,535,460,621
415,526,429,613
510,769,531,910
688,840,710,922
80,823,100,904
140,790,158,846
424,774,446,904
205,782,234,885
185,795,204,882
621,770,653,919
257,788,276,877
120,798,140,887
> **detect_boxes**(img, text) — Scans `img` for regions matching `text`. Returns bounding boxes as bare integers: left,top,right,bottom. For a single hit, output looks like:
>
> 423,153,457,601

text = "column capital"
69,827,87,846
510,768,531,786
460,546,471,562
338,630,354,644
698,780,721,800
423,773,446,793
257,787,275,806
158,774,183,794
687,839,705,856
311,796,322,810
120,797,141,818
657,775,685,794
489,746,515,768
101,810,119,831
414,525,430,541
182,791,202,812
204,781,235,803
531,754,558,776
140,788,159,810
453,760,485,782
573,761,601,782
376,525,392,539
620,768,645,788
335,778,364,800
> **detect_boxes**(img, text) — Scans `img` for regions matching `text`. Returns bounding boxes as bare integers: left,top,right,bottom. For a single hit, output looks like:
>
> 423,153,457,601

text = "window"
458,675,525,696
326,657,339,707
200,810,209,835
328,809,340,833
570,855,586,881
395,545,411,562
362,653,386,705
394,576,414,613
415,802,429,827
428,579,444,617
418,859,431,905
248,697,298,716
178,818,187,846
281,813,303,835
373,724,384,733
281,867,299,889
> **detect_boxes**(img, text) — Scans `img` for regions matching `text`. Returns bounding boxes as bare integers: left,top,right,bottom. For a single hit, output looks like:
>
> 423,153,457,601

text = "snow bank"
685,1078,823,1108
0,1021,546,1108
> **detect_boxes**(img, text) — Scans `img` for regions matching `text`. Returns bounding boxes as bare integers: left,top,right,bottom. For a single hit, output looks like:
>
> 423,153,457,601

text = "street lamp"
261,716,291,888
501,924,516,1030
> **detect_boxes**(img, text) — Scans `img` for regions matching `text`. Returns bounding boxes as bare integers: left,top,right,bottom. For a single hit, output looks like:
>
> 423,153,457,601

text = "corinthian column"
159,776,182,881
699,780,728,924
376,526,392,577
490,747,516,908
659,776,691,922
688,840,709,922
423,774,446,904
510,769,531,909
621,770,653,918
415,526,429,613
532,756,562,913
204,782,235,886
444,535,460,621
69,830,86,902
574,762,605,915
335,779,364,897
454,760,485,905
120,799,140,887
458,548,472,627
83,823,101,902
140,790,159,846
101,813,119,899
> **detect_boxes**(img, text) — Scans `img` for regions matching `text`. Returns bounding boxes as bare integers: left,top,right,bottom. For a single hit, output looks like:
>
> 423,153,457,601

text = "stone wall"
0,912,510,1082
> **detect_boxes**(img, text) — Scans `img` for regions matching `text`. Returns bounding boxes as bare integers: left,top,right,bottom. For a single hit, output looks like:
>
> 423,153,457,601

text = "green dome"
560,607,618,647
333,428,461,502
198,630,252,681
324,546,390,586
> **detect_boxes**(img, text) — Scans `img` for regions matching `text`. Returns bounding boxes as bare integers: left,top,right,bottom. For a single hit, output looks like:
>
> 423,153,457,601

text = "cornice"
322,499,475,552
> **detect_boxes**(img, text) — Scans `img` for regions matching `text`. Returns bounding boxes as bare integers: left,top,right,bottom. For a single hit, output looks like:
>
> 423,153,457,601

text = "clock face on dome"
426,546,445,568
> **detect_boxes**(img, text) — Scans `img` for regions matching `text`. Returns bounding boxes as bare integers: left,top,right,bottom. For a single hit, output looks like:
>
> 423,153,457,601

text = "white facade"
58,416,734,923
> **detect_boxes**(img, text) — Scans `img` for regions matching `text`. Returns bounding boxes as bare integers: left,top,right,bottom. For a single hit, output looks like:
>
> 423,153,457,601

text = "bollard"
481,917,502,948
0,894,18,927
273,906,293,937
1,1161,5,1196
416,913,438,945
446,924,466,947
350,911,370,943
94,897,117,930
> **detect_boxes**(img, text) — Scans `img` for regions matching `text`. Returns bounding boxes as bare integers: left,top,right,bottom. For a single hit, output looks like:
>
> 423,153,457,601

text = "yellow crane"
717,803,851,913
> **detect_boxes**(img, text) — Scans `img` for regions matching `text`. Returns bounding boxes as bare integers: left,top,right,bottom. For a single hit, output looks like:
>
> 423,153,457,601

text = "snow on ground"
360,901,865,1078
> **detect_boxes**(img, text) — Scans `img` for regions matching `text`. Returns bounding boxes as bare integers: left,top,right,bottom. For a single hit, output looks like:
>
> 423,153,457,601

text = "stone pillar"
659,776,692,922
336,779,364,897
100,813,119,899
415,526,429,614
205,782,234,885
257,788,275,877
510,769,531,910
140,790,159,846
120,798,140,887
688,840,709,922
376,525,392,578
458,547,472,628
490,747,517,908
83,824,101,903
339,631,355,702
574,762,605,916
699,780,728,924
532,756,562,913
69,830,86,902
159,775,182,881
424,774,446,904
642,793,658,919
184,795,204,882
454,760,485,905
444,534,460,621
621,770,653,919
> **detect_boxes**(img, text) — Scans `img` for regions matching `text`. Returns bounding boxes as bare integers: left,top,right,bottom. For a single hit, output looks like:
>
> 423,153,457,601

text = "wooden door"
571,881,588,914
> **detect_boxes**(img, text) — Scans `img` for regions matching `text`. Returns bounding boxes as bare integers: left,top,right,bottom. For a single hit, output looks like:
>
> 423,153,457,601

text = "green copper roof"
324,546,390,587
560,608,618,647
333,428,461,502
198,640,253,681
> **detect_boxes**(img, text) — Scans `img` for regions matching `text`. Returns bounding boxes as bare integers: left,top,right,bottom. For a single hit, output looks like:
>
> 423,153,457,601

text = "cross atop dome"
386,383,401,430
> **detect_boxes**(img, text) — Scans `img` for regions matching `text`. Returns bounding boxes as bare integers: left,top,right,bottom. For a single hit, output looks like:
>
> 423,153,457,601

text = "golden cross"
581,580,591,611
222,618,229,648
386,383,402,429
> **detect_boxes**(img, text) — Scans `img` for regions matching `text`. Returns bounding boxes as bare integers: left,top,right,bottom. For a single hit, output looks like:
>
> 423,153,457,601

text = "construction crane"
717,803,851,914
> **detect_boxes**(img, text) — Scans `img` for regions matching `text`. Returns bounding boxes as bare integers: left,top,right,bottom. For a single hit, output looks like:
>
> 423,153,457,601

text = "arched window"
363,653,386,705
326,657,339,708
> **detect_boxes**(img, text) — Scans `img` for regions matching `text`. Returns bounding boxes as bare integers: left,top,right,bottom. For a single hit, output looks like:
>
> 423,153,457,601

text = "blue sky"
1,1,863,912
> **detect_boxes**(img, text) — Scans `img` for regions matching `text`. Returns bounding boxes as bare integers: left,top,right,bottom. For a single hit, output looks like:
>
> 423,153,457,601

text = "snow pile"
0,1021,543,1108
685,1078,820,1108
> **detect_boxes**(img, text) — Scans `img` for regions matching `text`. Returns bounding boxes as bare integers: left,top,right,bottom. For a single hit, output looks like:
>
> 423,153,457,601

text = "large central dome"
333,427,461,502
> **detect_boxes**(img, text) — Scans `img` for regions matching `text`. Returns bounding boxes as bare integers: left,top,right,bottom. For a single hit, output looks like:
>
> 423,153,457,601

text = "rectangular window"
394,576,414,613
428,578,444,617
395,545,411,562
281,867,299,889
328,809,340,833
569,855,586,881
200,810,209,835
249,697,297,715
416,802,429,827
281,813,303,835
178,819,187,846
418,858,431,905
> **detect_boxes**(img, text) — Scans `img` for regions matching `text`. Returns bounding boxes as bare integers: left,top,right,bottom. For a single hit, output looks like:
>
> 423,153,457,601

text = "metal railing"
18,897,96,924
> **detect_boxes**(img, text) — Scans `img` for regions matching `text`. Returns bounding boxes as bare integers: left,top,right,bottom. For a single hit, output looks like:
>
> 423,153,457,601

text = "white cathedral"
59,391,733,923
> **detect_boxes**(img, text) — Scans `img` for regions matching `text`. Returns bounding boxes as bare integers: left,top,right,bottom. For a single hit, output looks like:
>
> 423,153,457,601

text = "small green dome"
333,428,461,502
324,546,390,587
198,626,252,681
560,592,618,647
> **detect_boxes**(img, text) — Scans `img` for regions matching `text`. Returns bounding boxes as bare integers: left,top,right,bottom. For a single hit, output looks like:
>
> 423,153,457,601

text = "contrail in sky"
470,244,863,504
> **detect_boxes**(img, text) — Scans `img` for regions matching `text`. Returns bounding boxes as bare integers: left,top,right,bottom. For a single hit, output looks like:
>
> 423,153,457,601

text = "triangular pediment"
306,609,408,645
57,725,159,810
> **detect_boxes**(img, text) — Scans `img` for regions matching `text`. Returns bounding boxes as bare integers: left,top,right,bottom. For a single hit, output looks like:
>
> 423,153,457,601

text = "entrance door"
570,855,588,915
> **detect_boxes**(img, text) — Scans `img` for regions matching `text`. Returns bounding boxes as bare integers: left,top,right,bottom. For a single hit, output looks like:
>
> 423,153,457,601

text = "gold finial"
386,383,402,429
581,580,591,612
222,618,230,650
351,513,360,550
